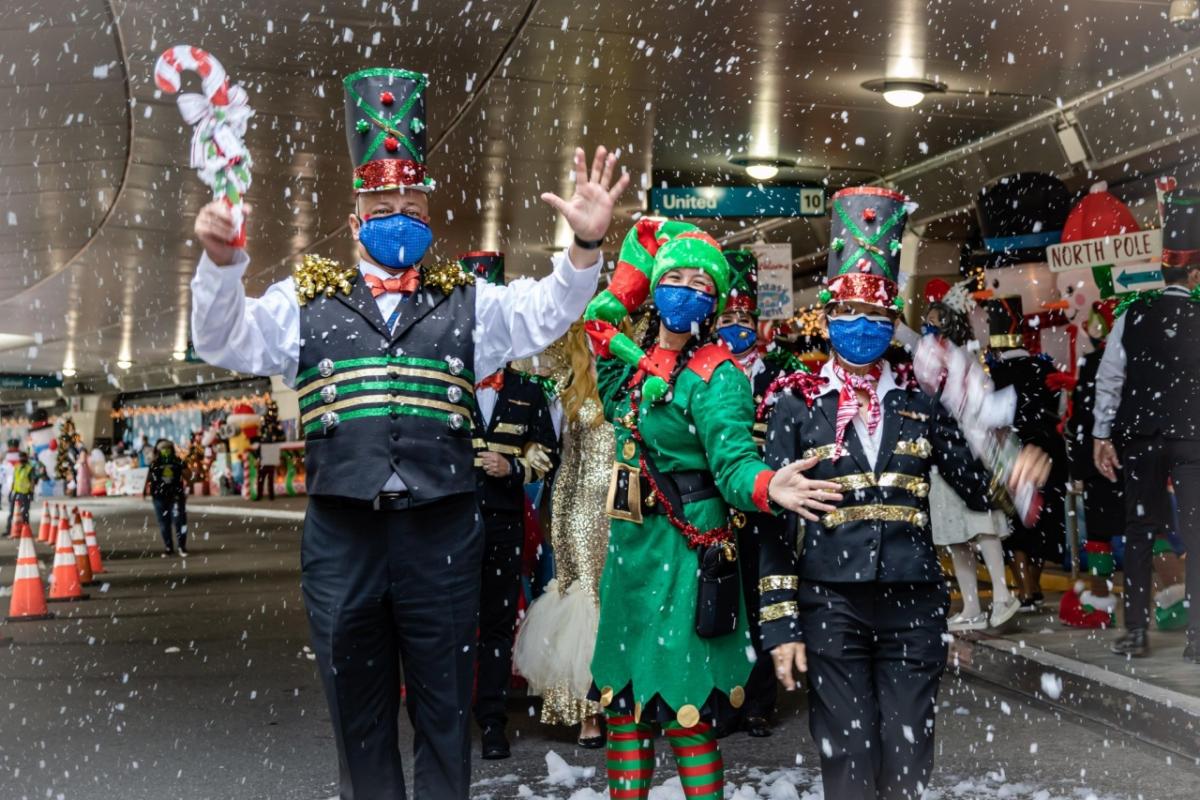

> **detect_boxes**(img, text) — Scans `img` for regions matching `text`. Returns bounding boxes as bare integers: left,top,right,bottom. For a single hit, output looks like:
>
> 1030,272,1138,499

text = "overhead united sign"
649,186,825,218
1046,229,1162,273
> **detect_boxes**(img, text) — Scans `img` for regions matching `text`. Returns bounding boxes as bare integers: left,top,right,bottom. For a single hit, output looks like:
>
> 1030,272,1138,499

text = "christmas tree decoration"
54,418,76,484
260,397,284,444
154,46,254,246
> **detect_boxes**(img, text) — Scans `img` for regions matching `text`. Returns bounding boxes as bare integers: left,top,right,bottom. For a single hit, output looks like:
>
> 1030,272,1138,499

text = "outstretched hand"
541,146,631,261
767,456,843,521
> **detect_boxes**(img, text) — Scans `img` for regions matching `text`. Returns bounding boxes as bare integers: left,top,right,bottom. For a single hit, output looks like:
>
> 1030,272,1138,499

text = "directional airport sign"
1112,264,1165,291
649,186,826,218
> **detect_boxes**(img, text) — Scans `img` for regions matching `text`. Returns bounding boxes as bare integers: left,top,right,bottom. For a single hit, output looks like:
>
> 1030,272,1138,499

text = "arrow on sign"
1116,268,1163,288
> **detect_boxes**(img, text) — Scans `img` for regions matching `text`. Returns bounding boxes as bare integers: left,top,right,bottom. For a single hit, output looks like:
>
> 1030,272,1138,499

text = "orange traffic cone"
36,502,51,543
6,521,53,621
40,505,55,544
70,512,93,585
47,518,87,602
82,511,104,576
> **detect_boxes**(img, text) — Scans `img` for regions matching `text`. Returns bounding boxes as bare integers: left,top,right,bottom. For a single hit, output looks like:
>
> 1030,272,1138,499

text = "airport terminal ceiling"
2,0,1199,383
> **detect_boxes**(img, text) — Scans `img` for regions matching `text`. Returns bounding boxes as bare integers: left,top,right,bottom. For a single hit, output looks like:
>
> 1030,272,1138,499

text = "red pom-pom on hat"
924,278,951,304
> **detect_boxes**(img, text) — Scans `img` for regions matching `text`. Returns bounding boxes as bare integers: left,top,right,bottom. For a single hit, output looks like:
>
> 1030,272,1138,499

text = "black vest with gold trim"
294,270,477,502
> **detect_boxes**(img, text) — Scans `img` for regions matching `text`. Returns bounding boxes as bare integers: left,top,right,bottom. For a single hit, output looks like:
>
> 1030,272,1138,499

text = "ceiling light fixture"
61,367,77,378
117,359,132,370
172,350,187,361
862,77,948,108
728,155,793,182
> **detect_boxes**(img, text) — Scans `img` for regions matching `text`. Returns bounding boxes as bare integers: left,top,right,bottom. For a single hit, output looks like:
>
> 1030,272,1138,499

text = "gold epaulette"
294,255,356,306
422,261,475,294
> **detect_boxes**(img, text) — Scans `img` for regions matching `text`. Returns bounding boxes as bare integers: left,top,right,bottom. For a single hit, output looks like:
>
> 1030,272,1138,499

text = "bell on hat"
459,251,505,285
1161,189,1200,269
823,186,909,311
344,68,433,194
984,295,1026,350
722,250,759,315
972,172,1073,267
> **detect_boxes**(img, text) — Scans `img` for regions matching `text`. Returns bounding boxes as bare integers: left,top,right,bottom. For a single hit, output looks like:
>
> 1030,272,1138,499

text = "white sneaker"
948,611,989,632
989,596,1022,628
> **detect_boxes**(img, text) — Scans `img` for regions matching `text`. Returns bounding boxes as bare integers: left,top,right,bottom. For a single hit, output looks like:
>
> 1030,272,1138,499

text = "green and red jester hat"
820,186,910,313
722,249,759,316
584,218,730,402
343,67,434,193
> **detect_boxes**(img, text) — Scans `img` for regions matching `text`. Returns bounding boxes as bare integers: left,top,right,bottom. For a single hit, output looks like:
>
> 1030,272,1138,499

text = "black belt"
320,492,415,511
639,470,719,515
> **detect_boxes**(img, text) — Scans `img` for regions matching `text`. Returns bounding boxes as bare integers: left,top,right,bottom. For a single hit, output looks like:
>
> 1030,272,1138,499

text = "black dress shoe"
481,726,511,760
744,716,773,738
577,733,605,749
1111,628,1149,657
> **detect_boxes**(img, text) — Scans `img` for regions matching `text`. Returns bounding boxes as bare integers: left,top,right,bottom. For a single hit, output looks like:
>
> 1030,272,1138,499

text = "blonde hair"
560,321,601,425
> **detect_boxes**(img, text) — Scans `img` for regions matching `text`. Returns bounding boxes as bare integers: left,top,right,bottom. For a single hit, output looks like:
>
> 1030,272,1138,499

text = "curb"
953,631,1200,760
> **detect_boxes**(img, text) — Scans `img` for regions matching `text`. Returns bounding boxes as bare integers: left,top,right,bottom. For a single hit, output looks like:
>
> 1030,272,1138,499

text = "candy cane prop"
912,334,1044,527
154,46,253,246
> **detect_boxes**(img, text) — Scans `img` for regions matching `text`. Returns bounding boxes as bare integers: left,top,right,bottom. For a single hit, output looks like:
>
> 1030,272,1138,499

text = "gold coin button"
622,440,637,460
633,702,643,723
599,686,614,707
676,704,701,728
729,686,746,708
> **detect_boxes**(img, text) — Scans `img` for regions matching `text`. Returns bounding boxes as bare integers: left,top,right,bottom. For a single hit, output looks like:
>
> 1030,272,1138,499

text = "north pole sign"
1046,229,1161,273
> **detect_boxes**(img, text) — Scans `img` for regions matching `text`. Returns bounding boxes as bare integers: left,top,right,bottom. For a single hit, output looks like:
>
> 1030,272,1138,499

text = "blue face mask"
921,322,940,337
654,285,717,334
357,213,433,269
827,314,895,366
718,324,757,354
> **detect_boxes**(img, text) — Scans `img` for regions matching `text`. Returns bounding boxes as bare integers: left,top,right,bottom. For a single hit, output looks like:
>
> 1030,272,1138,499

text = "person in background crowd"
145,439,189,557
75,446,92,498
466,250,563,762
923,280,1018,632
1094,188,1200,661
514,321,613,748
1062,299,1122,628
761,188,1053,800
984,296,1068,614
138,434,154,468
5,451,37,538
1,438,21,535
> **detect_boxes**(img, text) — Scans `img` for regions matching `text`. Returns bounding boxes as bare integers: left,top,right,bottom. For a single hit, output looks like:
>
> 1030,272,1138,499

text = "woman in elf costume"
583,220,831,799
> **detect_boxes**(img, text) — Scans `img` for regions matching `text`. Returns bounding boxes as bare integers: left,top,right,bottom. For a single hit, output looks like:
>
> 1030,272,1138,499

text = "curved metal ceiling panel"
0,0,1194,387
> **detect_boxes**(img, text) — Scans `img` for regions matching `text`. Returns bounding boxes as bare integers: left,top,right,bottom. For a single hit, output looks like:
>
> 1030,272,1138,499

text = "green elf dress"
585,219,778,729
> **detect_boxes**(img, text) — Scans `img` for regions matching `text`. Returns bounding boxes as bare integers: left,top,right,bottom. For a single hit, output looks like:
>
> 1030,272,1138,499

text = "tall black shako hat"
459,251,504,286
343,68,433,194
971,172,1072,267
820,186,909,312
1162,189,1200,269
984,295,1025,350
722,249,758,315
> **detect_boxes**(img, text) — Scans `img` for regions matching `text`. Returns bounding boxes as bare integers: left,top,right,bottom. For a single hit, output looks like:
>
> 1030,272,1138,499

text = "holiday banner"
748,242,794,320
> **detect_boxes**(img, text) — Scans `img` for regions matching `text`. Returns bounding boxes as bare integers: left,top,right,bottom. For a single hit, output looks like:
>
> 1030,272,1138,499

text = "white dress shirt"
190,248,603,492
816,358,901,469
476,387,499,427
1092,284,1192,439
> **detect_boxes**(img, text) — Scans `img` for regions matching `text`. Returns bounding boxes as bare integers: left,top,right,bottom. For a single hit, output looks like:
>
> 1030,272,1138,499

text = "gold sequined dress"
513,396,613,726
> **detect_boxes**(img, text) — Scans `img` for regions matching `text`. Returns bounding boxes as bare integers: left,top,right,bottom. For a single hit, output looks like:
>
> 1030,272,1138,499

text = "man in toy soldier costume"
464,251,561,760
1094,187,1200,662
712,248,802,738
982,295,1068,614
189,65,629,799
759,186,1051,800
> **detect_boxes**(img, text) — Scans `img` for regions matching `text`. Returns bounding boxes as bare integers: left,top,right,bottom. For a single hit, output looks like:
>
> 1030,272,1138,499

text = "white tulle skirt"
513,578,598,697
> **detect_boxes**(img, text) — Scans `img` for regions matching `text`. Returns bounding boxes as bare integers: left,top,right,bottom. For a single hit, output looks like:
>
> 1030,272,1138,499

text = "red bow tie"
364,271,420,298
477,372,505,392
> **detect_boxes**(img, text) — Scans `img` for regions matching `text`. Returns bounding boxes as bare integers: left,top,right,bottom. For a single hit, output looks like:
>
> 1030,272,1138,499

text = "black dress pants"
473,510,525,731
301,494,484,800
799,581,949,800
1121,434,1199,645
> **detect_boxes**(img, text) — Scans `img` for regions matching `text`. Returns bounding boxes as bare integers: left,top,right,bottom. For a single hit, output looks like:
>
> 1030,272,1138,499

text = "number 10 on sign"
799,188,825,215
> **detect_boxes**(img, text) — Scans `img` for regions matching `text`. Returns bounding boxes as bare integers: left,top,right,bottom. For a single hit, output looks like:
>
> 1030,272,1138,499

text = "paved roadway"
0,504,1197,799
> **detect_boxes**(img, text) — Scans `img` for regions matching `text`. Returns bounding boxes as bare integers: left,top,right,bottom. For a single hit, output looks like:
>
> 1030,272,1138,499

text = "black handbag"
695,541,740,638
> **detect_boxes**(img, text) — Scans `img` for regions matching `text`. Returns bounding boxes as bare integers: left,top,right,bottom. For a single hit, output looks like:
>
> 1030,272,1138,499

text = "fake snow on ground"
469,754,1130,800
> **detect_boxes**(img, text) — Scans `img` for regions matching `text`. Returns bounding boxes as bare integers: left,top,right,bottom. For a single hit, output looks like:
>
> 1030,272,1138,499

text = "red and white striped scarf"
832,361,883,461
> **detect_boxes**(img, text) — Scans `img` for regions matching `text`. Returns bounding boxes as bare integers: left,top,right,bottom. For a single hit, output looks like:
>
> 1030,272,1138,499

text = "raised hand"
767,456,843,521
541,146,631,263
194,200,245,267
